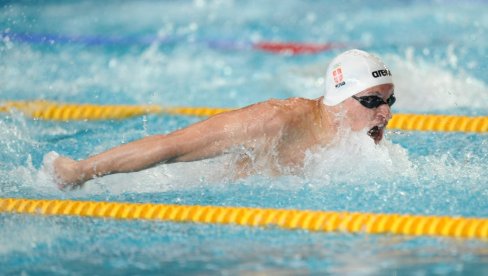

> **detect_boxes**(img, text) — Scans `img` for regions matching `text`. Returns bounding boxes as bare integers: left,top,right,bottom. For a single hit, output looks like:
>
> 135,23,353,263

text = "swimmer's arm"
169,102,285,162
56,101,285,185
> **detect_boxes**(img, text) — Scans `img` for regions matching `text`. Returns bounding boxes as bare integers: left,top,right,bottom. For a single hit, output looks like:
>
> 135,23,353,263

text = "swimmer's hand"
52,156,86,190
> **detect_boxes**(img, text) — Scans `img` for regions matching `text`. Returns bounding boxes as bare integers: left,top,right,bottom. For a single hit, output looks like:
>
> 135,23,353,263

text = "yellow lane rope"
0,100,231,120
1,100,487,132
1,198,487,239
388,113,488,133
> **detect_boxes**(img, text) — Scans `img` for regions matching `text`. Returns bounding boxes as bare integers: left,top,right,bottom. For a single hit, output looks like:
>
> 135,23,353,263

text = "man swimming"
50,49,395,189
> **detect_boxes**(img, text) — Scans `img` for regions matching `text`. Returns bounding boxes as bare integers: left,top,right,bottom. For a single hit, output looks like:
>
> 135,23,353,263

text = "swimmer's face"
341,83,394,144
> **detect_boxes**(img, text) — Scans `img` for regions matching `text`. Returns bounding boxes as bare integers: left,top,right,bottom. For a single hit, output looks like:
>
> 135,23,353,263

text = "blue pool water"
1,0,487,274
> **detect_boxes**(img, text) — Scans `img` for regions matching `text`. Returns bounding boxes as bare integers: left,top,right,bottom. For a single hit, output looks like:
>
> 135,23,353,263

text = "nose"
377,104,392,122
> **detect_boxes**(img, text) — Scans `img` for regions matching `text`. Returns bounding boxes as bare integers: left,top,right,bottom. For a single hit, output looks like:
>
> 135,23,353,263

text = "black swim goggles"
352,93,396,109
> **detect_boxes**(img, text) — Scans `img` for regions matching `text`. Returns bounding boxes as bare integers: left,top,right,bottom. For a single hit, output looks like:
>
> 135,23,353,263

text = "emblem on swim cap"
323,49,393,106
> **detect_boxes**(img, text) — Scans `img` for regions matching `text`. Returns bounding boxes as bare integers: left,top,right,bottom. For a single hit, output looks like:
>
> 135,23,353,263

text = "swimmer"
51,49,395,189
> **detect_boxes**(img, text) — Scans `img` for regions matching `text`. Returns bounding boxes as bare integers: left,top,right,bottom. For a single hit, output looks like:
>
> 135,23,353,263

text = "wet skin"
332,83,394,144
52,83,394,189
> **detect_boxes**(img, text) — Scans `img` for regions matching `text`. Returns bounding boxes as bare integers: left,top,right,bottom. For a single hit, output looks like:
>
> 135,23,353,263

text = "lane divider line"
1,198,486,239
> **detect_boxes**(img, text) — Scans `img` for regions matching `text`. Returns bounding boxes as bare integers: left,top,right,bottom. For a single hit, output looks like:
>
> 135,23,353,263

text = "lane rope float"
388,113,488,133
0,100,232,120
1,100,487,133
0,198,486,239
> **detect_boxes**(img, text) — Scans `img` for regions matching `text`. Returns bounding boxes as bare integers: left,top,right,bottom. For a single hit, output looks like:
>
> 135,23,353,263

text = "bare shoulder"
239,97,319,132
195,97,320,137
261,97,319,123
236,97,316,118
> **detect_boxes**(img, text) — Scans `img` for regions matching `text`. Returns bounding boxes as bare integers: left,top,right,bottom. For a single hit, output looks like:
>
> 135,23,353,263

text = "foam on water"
80,156,234,195
0,214,62,256
386,51,488,114
303,130,414,185
0,40,264,107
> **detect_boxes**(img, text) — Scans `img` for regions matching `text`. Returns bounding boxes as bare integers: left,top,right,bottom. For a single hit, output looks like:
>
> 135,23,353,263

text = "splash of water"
386,52,488,113
303,130,414,185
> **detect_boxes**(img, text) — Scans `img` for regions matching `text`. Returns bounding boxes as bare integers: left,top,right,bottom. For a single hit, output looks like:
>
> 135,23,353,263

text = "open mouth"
367,125,384,144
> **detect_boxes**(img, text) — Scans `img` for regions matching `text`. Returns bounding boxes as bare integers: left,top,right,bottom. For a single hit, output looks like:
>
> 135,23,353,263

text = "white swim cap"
323,49,393,106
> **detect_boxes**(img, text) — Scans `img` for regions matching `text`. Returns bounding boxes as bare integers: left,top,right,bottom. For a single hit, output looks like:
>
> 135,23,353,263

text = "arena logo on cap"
371,69,392,78
332,66,346,88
